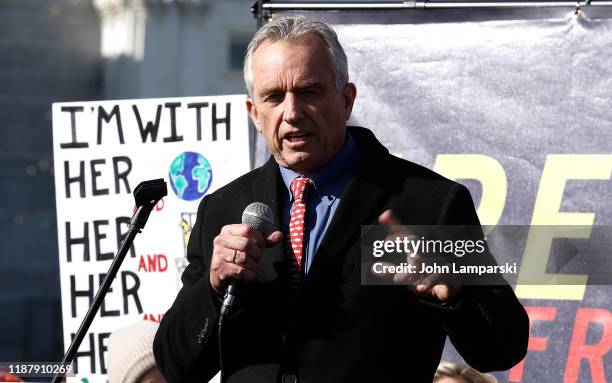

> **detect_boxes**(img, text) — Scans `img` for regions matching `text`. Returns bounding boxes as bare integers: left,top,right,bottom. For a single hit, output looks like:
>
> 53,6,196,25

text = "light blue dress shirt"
279,133,358,275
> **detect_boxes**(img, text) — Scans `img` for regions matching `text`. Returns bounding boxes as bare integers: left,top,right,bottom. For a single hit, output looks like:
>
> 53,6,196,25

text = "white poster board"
52,95,249,382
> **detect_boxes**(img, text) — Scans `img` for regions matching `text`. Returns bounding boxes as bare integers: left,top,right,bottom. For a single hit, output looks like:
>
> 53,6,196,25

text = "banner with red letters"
321,10,611,383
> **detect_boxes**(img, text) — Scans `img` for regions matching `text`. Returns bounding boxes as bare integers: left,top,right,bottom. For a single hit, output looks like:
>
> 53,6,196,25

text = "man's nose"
282,92,304,124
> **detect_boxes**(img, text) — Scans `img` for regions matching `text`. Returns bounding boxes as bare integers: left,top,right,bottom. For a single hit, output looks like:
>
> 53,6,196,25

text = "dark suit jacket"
154,126,528,383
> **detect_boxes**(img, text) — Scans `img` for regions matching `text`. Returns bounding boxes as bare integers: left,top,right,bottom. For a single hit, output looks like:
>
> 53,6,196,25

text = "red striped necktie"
289,177,312,270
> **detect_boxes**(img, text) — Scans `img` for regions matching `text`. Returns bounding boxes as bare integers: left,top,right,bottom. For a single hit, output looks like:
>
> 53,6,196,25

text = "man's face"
246,34,356,174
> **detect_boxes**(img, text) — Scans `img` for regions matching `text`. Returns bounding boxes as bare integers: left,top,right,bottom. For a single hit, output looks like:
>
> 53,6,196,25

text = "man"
154,16,528,383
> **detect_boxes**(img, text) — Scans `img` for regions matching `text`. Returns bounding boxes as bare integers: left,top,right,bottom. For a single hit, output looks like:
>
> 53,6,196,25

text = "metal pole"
51,179,166,383
252,0,269,27
51,227,139,383
262,1,612,10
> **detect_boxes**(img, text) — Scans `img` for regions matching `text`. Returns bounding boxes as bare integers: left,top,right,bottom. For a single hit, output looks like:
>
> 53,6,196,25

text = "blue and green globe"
168,151,213,201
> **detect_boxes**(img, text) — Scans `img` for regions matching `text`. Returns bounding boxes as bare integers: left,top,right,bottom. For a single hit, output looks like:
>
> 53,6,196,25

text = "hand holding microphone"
209,202,283,298
213,203,282,378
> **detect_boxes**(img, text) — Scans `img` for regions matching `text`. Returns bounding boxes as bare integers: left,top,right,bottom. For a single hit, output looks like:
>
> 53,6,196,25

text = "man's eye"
265,94,283,103
300,89,318,97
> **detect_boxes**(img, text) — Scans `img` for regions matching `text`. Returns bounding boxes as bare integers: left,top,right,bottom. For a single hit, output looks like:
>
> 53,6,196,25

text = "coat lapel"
250,128,392,281
250,156,283,231
250,157,286,283
308,127,390,276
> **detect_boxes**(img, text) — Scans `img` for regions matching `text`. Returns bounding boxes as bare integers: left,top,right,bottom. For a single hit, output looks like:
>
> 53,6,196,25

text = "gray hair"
243,16,349,97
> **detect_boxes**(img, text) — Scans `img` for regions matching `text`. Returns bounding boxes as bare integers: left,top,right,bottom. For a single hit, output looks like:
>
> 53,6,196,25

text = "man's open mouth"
285,132,311,142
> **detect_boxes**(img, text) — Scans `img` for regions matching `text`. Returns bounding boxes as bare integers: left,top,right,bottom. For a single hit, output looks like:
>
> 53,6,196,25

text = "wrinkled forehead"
250,34,334,89
254,31,330,57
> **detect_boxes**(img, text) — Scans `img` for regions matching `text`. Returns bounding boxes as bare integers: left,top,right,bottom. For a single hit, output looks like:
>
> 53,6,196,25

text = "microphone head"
242,202,274,235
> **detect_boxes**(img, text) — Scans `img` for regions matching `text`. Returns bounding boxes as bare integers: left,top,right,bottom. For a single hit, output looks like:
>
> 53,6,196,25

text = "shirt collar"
279,133,358,205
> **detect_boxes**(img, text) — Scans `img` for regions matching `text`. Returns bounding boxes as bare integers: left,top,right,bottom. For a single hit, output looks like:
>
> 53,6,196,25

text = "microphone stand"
51,178,167,383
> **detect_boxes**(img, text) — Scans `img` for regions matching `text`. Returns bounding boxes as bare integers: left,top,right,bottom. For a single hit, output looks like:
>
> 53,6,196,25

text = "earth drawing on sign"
169,151,213,201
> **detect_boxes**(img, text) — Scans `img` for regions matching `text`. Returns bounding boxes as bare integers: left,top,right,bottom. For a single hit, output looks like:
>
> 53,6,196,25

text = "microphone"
220,202,274,321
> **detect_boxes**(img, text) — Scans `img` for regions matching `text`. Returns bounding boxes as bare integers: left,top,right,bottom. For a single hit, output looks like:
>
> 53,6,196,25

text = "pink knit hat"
107,320,160,383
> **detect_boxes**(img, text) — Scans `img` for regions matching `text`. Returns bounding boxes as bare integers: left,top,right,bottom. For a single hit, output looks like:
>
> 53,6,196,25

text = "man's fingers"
369,261,396,281
413,284,461,303
210,224,268,295
392,269,423,285
221,224,266,249
265,230,284,247
416,271,445,290
378,209,415,238
214,233,264,261
225,248,258,271
210,226,283,295
378,209,402,227
217,262,257,284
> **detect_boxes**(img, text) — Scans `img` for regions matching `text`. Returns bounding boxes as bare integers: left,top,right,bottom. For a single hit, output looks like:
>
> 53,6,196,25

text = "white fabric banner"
330,12,612,383
335,13,611,226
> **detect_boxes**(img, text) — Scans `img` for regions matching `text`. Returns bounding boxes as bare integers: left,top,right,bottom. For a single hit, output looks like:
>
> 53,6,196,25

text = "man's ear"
342,82,357,122
246,97,261,132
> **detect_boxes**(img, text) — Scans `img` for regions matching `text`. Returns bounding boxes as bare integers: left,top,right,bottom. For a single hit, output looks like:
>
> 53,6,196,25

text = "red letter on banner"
563,308,612,383
509,306,557,382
